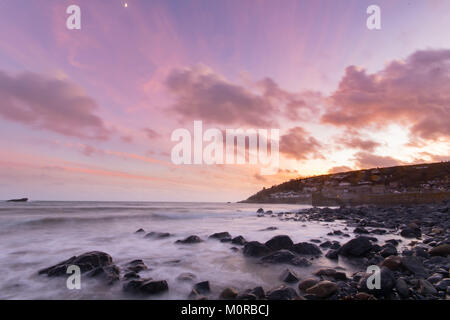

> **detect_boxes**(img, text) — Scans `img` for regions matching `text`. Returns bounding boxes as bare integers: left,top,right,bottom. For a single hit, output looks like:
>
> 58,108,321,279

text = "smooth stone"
305,281,338,298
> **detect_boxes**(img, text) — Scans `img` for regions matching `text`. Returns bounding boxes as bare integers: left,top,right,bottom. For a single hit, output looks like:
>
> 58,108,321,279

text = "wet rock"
418,279,437,295
39,251,113,276
401,256,427,277
126,259,147,273
338,237,373,257
87,264,120,284
298,278,319,291
209,232,232,240
280,269,300,283
260,226,278,231
257,208,264,214
220,287,238,299
124,271,140,280
435,278,450,291
305,281,339,298
145,232,171,239
235,292,257,300
266,285,299,300
193,281,210,294
264,235,294,251
261,250,311,266
175,235,203,244
385,239,400,246
427,273,444,284
400,227,421,239
320,241,332,248
354,227,369,234
396,278,410,298
292,242,321,255
380,245,398,258
325,249,339,260
243,241,271,257
177,272,196,282
140,280,169,295
123,278,168,295
429,244,450,256
380,255,402,271
231,236,246,245
371,229,387,235
135,228,145,234
314,268,347,281
251,286,266,299
358,267,396,295
353,292,377,300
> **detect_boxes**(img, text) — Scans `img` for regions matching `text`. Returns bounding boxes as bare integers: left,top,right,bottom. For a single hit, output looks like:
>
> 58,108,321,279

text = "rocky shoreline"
38,201,450,300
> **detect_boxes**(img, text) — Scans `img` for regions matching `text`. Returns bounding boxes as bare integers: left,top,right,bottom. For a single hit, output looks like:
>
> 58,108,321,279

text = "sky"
0,0,449,201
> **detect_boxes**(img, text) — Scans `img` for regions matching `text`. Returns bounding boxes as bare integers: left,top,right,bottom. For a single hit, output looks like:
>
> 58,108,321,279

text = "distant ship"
6,198,28,202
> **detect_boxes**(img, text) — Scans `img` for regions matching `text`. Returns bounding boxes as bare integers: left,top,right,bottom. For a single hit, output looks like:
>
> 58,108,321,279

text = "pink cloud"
322,49,450,141
279,127,324,161
354,152,402,169
0,70,110,140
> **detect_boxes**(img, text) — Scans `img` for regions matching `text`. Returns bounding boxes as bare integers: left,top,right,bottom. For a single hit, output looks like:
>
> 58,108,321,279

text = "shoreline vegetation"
241,161,450,206
38,202,450,300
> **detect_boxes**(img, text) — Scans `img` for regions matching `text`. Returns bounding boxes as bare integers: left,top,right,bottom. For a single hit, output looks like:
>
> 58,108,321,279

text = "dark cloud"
0,70,110,140
280,127,324,161
322,49,450,141
354,152,402,169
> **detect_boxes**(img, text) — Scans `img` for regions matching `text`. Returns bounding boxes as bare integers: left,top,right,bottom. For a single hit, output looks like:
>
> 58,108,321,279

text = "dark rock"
435,278,450,291
380,255,402,271
292,242,321,255
320,241,332,248
260,226,278,231
193,281,210,294
380,245,398,258
298,278,319,291
280,269,300,283
358,267,396,295
177,272,196,282
145,232,171,239
401,256,427,277
124,271,140,280
314,268,347,281
429,244,450,256
243,241,271,257
354,227,369,234
325,249,339,260
86,265,120,284
140,280,169,295
135,228,145,234
126,259,147,273
257,208,264,214
396,278,409,298
400,227,421,238
305,281,339,298
209,232,232,240
39,251,113,276
261,250,311,266
220,287,238,299
338,237,373,257
251,286,265,299
418,279,437,295
264,235,294,251
266,285,299,300
231,236,246,245
175,235,203,244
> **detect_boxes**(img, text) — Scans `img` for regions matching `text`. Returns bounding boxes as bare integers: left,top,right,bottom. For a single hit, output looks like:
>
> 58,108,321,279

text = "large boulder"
243,241,271,257
264,235,294,251
39,251,113,276
338,237,373,257
292,242,322,255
